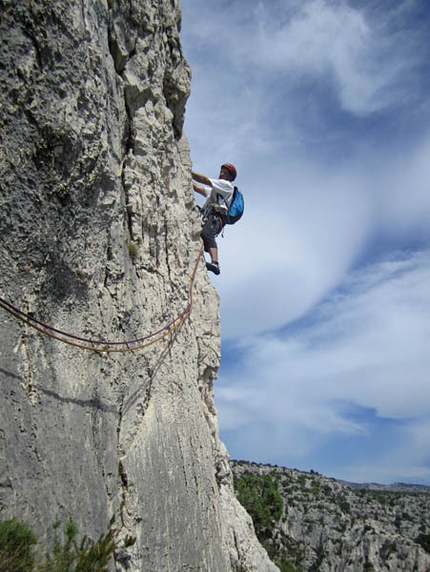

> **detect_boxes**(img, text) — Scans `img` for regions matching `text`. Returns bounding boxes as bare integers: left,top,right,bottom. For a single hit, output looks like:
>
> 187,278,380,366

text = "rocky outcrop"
232,461,430,572
0,1,277,570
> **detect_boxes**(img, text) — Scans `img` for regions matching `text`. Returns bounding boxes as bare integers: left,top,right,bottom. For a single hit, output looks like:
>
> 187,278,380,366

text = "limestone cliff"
0,1,277,571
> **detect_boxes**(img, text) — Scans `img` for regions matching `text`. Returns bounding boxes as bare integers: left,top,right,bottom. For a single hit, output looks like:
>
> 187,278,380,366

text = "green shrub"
235,473,283,540
337,497,351,514
127,242,139,258
0,519,37,572
40,518,117,572
415,532,430,554
274,554,302,572
0,517,134,572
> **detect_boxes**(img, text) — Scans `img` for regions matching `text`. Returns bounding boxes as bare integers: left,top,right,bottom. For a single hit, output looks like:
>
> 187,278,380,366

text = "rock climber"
192,163,237,275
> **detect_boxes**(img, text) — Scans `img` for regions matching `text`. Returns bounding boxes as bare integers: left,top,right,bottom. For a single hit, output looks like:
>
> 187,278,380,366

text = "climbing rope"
0,242,204,353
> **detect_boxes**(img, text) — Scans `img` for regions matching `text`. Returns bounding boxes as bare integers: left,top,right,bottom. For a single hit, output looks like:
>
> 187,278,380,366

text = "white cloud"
217,166,373,338
184,0,425,117
377,135,430,234
216,250,430,479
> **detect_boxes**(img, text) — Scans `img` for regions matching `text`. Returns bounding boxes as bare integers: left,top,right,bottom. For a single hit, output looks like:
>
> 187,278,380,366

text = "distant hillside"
339,480,430,494
231,460,430,572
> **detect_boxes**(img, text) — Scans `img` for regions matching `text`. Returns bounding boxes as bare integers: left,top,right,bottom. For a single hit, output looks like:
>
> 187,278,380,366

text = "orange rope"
0,242,204,353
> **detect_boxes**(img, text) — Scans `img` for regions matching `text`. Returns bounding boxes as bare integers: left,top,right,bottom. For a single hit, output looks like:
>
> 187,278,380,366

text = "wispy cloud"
253,0,425,115
217,251,430,480
184,0,429,119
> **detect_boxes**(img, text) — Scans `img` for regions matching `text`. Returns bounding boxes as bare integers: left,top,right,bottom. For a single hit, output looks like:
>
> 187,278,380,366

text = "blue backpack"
226,186,244,225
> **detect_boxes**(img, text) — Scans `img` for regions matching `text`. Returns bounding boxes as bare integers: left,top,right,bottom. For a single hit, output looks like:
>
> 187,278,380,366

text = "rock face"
232,461,430,572
0,1,277,571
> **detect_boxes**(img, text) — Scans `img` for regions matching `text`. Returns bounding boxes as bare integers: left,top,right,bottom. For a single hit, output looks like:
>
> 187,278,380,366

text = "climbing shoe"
206,261,220,275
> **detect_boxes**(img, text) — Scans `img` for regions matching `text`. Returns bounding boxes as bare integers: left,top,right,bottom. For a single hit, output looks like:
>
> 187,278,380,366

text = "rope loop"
0,242,204,353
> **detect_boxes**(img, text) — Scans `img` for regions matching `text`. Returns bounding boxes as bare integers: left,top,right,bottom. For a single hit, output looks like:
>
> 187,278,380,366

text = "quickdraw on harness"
201,203,227,222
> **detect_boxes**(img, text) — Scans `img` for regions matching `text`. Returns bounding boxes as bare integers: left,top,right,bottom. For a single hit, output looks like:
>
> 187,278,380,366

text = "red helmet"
221,163,237,181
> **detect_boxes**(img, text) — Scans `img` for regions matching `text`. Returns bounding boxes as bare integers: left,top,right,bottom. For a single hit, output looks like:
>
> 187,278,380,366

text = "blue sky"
180,0,430,485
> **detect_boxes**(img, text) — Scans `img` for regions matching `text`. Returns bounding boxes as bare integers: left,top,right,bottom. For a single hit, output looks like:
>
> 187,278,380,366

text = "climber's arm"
192,171,212,187
193,182,208,197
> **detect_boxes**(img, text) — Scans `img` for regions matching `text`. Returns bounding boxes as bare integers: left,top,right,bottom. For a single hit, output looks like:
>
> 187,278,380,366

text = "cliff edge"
0,1,277,571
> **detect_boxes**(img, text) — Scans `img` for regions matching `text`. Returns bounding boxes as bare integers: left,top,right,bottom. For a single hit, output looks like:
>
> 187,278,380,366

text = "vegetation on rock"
234,471,301,572
0,517,134,572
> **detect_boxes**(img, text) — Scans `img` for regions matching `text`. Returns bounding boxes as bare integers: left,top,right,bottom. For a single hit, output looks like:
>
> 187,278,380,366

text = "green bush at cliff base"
0,517,135,572
41,518,116,572
0,518,37,572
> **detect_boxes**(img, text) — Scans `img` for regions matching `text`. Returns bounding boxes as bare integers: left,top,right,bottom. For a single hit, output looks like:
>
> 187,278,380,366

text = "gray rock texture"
0,1,277,571
232,461,430,572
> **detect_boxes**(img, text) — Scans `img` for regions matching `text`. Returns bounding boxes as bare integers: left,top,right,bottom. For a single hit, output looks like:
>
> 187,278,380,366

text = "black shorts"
201,214,224,251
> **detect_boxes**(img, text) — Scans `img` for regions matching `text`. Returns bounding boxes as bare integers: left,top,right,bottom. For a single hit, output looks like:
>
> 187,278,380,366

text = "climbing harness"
201,203,227,237
201,202,226,223
0,243,204,353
